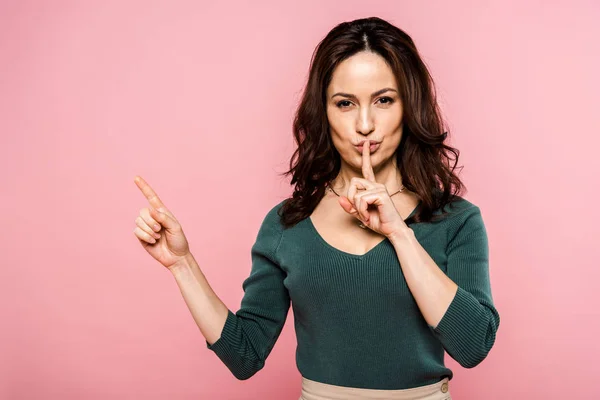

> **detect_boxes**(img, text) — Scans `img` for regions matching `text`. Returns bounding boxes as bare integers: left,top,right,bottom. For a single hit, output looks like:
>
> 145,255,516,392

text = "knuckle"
135,224,150,237
134,228,145,240
139,212,159,229
135,217,145,229
142,207,154,218
137,228,155,242
136,218,148,230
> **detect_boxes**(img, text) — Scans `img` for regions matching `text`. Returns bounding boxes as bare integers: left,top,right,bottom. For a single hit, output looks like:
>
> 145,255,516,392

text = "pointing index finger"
134,175,166,210
362,140,376,182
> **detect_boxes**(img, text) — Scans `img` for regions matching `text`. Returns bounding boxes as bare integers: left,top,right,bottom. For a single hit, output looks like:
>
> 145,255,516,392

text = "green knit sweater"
205,196,500,390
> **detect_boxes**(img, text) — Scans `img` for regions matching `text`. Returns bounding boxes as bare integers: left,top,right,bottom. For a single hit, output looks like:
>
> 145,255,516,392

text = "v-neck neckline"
306,201,421,260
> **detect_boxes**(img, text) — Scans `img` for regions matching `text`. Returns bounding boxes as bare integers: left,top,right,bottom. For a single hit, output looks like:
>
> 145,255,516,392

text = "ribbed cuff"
429,286,491,367
205,309,264,380
431,286,485,341
206,309,238,354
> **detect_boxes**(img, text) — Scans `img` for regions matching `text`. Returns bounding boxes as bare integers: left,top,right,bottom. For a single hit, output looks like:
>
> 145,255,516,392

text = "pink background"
1,1,599,399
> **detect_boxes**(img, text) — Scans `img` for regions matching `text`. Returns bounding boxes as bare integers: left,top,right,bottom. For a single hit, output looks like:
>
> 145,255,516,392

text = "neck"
332,157,403,192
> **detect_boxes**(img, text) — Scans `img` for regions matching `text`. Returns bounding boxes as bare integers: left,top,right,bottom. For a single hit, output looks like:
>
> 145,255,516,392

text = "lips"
355,141,380,152
356,140,380,146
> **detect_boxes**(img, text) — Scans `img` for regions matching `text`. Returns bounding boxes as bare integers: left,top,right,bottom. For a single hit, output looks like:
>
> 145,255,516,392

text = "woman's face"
326,51,403,170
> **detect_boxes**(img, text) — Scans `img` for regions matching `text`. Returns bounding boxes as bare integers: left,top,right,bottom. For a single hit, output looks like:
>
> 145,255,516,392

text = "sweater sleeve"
205,205,290,380
428,205,500,368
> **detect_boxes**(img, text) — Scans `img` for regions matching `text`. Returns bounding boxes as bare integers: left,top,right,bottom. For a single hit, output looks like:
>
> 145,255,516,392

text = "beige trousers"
299,377,452,400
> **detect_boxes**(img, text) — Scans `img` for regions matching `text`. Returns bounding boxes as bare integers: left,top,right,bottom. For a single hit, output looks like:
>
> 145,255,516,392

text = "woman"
133,16,500,400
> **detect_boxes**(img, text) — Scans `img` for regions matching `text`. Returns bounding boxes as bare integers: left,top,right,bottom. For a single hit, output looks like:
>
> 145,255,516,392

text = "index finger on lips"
362,140,376,183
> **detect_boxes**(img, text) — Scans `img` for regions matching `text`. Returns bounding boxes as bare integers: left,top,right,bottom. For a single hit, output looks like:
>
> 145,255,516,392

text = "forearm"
169,253,230,345
388,208,500,368
389,228,457,329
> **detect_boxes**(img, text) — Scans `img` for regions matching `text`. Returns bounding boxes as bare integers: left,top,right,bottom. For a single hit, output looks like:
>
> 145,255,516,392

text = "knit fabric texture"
205,196,500,390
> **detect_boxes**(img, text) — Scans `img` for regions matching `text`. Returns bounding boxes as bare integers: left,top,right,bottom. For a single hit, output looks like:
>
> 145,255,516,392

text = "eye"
336,100,352,109
335,97,395,109
377,96,395,105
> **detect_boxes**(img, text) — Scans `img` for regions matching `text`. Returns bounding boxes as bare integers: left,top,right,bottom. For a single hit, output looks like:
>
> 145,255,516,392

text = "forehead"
327,51,397,94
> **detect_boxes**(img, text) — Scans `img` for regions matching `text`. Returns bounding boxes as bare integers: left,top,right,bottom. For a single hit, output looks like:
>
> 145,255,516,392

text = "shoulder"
440,196,487,249
253,199,287,255
437,195,480,216
261,198,287,228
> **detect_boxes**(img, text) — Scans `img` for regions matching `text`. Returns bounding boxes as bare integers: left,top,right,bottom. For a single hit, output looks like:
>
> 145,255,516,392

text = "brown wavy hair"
278,16,465,229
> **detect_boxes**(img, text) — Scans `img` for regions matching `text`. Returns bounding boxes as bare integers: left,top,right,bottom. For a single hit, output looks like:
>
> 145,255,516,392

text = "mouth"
355,141,380,153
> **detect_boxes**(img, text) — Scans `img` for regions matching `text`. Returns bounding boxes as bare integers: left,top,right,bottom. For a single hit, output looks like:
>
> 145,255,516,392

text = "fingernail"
154,224,160,231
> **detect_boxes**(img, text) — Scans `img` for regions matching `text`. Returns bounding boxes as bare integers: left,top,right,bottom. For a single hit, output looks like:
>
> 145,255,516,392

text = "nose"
356,107,375,135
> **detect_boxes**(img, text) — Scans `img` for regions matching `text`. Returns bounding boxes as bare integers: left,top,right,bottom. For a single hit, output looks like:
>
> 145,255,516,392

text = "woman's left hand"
338,140,409,237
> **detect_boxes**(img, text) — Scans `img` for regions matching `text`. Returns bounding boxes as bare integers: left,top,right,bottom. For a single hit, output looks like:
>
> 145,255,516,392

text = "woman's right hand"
133,175,191,269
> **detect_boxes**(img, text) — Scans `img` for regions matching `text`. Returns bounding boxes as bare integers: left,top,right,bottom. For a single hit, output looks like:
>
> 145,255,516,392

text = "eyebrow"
330,87,398,99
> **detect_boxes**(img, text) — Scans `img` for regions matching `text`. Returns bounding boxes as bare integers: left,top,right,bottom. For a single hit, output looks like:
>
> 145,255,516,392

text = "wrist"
388,226,415,245
168,252,197,275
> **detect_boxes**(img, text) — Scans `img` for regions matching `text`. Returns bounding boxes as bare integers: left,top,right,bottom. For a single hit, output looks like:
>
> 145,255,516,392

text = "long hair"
278,16,465,228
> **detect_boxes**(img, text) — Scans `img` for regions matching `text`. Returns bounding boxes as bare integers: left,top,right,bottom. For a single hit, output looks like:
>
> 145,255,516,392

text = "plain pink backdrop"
1,1,599,399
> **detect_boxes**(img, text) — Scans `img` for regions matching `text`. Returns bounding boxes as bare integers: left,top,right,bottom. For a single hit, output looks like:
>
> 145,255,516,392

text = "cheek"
328,117,354,144
327,111,350,134
381,133,402,156
330,133,350,156
379,108,403,128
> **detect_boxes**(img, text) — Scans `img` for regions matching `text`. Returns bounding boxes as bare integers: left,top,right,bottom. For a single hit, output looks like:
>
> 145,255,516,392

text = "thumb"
149,207,179,230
